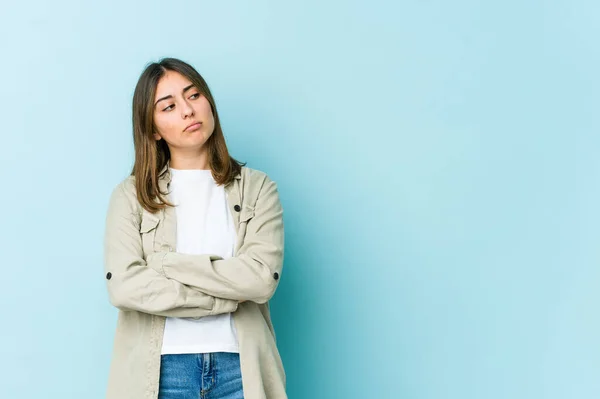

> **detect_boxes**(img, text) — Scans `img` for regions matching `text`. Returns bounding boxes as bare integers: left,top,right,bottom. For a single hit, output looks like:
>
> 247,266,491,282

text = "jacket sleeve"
103,181,239,318
148,174,284,304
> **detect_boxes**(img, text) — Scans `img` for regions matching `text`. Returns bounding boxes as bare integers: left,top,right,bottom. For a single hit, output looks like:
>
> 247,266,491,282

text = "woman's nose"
181,101,194,118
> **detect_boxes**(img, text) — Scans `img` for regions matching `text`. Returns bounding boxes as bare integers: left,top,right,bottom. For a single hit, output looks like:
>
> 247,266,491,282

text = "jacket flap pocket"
140,214,160,233
239,205,255,223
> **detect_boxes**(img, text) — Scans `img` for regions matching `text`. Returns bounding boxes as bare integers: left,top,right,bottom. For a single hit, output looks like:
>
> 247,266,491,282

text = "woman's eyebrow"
154,84,196,107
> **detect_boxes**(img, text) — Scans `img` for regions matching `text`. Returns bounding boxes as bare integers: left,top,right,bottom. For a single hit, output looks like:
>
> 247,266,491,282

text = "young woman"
103,58,287,399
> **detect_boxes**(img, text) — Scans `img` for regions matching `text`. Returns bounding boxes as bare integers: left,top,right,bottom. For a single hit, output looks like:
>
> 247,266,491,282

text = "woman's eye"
163,104,174,111
190,93,200,100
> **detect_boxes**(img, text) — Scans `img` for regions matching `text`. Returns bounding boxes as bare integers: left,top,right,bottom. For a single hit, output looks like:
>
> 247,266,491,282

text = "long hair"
131,57,245,213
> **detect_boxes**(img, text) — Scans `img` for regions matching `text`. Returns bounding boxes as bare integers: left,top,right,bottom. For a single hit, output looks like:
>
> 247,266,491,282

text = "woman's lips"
184,122,202,132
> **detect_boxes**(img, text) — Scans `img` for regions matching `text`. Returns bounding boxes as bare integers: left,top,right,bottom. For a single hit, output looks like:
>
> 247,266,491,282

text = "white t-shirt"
160,167,239,354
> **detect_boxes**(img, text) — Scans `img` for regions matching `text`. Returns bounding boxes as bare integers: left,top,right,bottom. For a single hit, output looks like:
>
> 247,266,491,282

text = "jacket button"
273,272,279,280
234,205,241,212
106,272,112,280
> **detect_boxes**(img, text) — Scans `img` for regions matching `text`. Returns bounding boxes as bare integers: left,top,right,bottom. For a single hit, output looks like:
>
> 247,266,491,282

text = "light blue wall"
0,1,597,398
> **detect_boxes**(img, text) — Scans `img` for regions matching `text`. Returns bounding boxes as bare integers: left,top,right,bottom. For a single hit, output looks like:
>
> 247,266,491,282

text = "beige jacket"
103,163,287,399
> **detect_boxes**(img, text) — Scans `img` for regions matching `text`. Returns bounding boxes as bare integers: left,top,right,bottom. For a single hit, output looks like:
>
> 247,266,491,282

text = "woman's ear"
153,132,162,141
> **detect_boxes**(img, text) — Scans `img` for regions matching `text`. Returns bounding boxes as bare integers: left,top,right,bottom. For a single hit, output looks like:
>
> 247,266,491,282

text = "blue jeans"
158,352,244,399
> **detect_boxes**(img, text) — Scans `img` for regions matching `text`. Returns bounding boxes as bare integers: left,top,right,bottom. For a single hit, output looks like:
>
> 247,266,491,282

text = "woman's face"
152,70,215,152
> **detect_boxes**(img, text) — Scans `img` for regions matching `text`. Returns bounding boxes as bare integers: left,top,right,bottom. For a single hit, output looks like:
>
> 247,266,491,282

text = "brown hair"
130,57,245,213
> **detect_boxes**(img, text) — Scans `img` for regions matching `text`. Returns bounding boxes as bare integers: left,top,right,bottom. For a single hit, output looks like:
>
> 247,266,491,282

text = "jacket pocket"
239,205,255,224
236,206,255,250
140,213,160,256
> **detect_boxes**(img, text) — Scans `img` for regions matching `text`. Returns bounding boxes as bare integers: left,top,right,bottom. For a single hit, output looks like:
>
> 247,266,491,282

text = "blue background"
0,1,598,398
